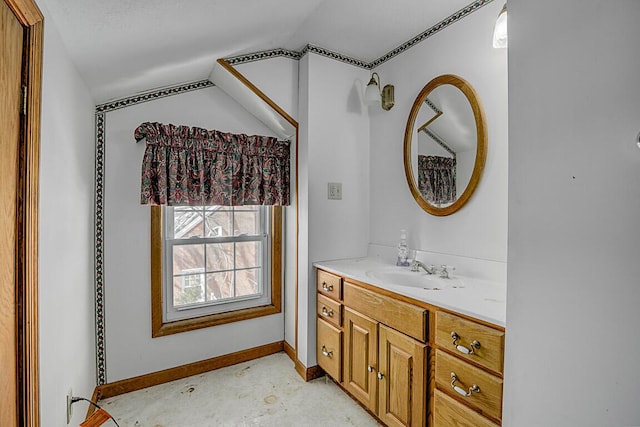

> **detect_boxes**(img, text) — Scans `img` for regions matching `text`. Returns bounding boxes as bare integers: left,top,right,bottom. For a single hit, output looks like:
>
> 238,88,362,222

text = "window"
151,205,282,337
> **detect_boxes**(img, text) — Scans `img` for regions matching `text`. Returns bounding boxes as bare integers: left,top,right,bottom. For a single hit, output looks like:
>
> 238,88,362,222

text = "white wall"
103,83,288,381
504,1,640,425
235,58,299,348
370,1,508,265
38,1,97,424
297,53,371,366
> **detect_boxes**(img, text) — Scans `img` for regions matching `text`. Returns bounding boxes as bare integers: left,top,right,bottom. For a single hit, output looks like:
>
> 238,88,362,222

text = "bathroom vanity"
314,258,505,427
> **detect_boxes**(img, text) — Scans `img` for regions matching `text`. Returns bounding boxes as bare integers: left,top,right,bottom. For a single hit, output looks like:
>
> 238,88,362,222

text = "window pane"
205,243,234,272
206,271,234,300
173,273,205,306
236,241,262,269
236,268,261,297
205,209,232,237
234,207,261,236
173,244,204,275
173,208,204,239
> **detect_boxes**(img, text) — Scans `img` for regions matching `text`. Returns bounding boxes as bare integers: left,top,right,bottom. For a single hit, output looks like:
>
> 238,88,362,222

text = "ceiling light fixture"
364,72,394,111
493,3,508,49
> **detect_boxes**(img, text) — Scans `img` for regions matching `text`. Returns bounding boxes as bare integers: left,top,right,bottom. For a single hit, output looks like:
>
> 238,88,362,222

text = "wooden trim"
216,59,297,128
84,387,101,420
294,126,299,369
4,1,44,425
97,341,284,400
151,206,283,337
5,0,42,25
416,111,442,133
305,364,324,381
283,340,296,362
293,359,324,382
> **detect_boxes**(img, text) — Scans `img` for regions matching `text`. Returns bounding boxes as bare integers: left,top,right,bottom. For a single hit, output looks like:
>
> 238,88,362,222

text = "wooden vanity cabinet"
433,311,505,426
315,268,504,426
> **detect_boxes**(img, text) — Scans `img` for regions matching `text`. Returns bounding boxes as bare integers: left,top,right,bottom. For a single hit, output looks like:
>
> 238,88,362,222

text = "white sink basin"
365,268,463,290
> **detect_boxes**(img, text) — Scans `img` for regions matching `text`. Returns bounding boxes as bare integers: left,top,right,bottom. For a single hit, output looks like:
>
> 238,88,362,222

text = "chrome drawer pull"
321,306,334,317
451,332,481,355
321,345,333,358
322,281,334,292
377,372,384,380
451,372,481,397
367,365,374,373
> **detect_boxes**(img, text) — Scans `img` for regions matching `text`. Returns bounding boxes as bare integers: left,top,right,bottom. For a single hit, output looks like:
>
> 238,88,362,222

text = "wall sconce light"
364,72,394,110
493,3,507,48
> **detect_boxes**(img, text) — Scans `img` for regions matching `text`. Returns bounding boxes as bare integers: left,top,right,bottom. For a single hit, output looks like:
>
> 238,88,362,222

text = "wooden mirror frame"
403,74,487,216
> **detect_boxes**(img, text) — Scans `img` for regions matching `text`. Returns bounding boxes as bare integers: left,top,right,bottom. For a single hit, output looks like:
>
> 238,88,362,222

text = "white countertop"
314,257,506,328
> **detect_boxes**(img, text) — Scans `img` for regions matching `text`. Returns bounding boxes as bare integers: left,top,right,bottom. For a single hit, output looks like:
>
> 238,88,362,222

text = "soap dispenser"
396,229,410,267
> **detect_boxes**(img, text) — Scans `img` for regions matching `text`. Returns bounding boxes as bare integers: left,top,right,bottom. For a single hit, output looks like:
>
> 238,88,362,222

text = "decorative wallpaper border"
224,0,494,70
369,0,494,69
225,48,302,65
94,112,107,385
96,80,214,113
425,98,443,115
301,44,371,69
93,80,215,385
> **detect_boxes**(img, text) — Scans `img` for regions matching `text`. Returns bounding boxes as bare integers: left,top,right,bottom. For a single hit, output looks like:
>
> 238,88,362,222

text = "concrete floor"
99,352,381,426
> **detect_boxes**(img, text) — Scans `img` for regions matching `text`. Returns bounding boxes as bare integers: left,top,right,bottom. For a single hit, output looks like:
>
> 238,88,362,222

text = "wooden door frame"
4,0,43,425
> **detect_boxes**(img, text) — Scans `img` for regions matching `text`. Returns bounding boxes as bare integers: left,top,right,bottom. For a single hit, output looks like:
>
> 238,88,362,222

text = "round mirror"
404,74,487,216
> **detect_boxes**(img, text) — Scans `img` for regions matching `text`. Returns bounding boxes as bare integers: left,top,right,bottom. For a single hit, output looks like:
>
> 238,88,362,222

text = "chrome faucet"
439,265,456,279
410,260,436,274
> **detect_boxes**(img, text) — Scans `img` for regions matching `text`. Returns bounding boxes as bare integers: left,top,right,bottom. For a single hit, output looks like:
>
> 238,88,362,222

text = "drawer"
435,311,504,373
343,281,428,342
317,270,342,301
317,318,342,381
317,293,342,328
435,350,503,420
433,389,499,427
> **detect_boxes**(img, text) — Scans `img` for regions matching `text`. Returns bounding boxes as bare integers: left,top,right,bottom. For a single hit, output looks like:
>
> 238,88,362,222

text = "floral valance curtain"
135,122,290,206
418,155,456,205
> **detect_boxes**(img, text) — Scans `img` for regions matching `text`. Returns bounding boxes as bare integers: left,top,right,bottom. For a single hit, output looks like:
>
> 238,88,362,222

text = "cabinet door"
343,308,378,412
379,324,427,427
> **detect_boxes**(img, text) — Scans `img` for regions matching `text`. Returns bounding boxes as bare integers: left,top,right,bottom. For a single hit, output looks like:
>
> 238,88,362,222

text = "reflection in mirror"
404,75,487,216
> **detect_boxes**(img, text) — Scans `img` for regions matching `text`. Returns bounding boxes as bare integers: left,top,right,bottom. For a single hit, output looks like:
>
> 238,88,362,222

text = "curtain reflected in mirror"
418,155,456,206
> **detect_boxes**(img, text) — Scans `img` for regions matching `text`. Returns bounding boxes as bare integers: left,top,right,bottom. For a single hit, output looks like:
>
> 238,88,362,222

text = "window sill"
152,303,281,338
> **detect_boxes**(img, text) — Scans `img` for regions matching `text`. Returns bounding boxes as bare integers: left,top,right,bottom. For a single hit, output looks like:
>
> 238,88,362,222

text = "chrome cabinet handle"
321,281,334,292
450,372,481,397
451,332,481,355
367,365,374,373
321,345,333,358
377,372,384,380
321,306,333,317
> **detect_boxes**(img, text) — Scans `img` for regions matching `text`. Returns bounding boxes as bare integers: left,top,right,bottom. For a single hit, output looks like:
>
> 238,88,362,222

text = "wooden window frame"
150,205,282,337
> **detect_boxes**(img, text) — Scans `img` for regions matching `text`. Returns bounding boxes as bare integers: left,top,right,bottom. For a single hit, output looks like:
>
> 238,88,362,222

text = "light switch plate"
328,182,342,200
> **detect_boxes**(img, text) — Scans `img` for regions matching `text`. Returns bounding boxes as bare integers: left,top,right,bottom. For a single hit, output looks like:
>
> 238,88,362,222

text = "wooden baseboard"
85,386,101,419
294,358,324,382
96,341,284,400
283,340,295,362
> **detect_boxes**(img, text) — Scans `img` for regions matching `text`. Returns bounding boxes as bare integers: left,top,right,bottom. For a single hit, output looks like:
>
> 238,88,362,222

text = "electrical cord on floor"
71,397,121,427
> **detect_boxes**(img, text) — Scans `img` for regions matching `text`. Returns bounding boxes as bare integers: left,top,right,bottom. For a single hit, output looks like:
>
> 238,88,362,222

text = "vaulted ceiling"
42,0,478,102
